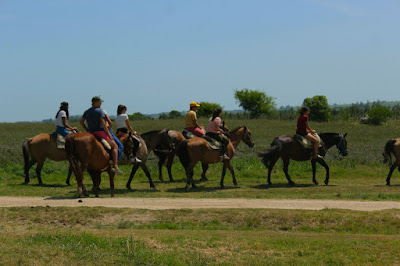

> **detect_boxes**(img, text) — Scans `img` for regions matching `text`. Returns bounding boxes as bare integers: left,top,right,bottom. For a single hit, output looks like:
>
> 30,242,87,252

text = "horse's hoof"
324,180,329,186
233,182,238,186
200,177,208,182
289,182,295,186
314,181,319,185
66,182,70,186
267,182,272,185
152,185,158,190
185,186,190,192
386,182,391,186
220,185,225,189
192,184,197,189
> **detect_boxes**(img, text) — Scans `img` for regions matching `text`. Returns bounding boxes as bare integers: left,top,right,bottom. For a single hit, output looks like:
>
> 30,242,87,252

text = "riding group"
23,95,359,198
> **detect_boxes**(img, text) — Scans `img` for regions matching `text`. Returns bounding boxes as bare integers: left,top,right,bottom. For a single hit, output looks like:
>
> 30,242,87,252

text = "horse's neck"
229,130,243,148
321,134,338,149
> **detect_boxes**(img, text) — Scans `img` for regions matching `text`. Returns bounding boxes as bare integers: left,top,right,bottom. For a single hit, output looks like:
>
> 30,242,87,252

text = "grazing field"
0,118,399,199
1,119,400,264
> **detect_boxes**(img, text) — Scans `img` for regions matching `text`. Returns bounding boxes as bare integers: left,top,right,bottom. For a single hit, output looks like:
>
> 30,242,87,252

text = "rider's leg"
305,134,319,158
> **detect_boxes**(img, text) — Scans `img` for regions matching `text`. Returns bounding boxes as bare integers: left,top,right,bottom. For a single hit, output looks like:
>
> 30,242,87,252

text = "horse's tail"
382,139,396,165
176,140,190,169
65,134,82,182
22,138,33,179
258,137,281,167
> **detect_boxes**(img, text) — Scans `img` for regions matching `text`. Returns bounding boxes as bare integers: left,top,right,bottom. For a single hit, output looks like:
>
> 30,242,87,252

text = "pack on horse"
177,126,254,191
152,130,186,182
22,133,74,185
65,132,134,197
259,133,348,186
382,138,400,185
125,130,174,190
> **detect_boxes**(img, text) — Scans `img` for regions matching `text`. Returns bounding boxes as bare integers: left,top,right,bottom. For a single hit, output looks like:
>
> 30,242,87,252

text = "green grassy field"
1,119,400,264
0,118,399,199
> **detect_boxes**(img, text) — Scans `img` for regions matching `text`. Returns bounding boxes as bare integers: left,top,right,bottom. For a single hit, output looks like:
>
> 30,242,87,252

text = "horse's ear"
344,133,347,138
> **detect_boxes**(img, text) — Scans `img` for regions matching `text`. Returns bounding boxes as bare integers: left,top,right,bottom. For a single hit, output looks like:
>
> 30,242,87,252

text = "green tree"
368,106,392,125
197,102,221,117
159,110,183,120
128,112,154,121
302,95,331,122
234,89,276,119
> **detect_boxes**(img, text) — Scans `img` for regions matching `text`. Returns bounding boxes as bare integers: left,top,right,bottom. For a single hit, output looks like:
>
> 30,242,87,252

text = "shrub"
367,106,392,125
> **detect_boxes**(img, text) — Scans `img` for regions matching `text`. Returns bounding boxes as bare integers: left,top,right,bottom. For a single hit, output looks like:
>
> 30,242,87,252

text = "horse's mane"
319,132,338,137
230,126,245,133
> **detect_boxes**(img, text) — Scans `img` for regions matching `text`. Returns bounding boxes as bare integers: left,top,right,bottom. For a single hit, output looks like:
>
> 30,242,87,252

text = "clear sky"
1,0,399,122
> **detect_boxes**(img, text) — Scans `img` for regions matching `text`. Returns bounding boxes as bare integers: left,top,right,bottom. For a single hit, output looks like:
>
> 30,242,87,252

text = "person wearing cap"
184,101,205,137
55,101,77,137
80,96,123,175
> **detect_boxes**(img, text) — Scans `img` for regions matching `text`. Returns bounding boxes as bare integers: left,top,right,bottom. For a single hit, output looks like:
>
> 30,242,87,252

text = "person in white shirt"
115,105,141,163
55,102,77,137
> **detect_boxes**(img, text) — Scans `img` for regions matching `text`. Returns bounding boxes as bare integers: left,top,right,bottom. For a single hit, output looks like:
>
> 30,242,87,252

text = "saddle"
182,130,221,150
52,132,66,149
294,133,322,149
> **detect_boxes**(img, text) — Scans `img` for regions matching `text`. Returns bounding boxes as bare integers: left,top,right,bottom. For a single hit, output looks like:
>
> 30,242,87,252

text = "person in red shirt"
296,106,321,159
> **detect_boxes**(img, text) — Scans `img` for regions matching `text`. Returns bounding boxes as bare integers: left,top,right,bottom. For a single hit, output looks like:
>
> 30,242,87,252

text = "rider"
296,106,322,159
206,108,230,160
184,101,205,137
55,101,77,137
80,96,123,175
115,104,141,163
102,109,124,162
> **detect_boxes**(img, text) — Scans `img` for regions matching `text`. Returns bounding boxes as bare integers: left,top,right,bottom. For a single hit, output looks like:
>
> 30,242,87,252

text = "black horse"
259,133,348,186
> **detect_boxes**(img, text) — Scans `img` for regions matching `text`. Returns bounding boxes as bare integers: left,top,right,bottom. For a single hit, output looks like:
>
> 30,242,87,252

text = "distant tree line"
41,89,400,126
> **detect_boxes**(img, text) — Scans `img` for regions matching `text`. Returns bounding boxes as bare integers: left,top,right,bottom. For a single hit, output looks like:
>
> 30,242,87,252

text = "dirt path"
1,196,400,211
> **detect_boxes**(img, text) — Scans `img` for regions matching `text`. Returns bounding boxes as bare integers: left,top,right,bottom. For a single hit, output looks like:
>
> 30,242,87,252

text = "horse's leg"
35,161,45,185
158,153,167,182
24,159,37,184
267,156,279,185
126,164,140,191
316,159,330,185
220,160,236,188
282,158,295,185
185,162,197,191
386,162,398,186
166,153,175,182
200,163,209,182
88,169,100,197
66,166,73,186
108,170,115,197
311,160,318,185
141,164,156,189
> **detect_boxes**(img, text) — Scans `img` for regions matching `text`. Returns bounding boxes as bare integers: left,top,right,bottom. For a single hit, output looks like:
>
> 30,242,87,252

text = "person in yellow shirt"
184,101,205,137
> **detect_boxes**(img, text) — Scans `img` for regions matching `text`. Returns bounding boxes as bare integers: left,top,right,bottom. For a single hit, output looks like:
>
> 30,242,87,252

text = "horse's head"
242,126,254,148
155,129,175,153
121,132,135,159
337,133,348,156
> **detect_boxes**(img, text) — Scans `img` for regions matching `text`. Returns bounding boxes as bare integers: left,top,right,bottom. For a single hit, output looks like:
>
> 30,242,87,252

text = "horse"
125,130,174,190
177,126,254,190
259,133,348,186
65,132,134,197
382,138,400,185
22,133,73,185
152,130,186,182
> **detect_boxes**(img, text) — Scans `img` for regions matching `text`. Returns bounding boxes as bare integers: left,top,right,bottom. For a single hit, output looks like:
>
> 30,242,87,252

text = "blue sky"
1,0,399,122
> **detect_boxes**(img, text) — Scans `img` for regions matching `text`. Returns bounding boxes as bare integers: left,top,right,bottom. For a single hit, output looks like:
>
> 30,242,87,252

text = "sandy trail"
1,197,400,211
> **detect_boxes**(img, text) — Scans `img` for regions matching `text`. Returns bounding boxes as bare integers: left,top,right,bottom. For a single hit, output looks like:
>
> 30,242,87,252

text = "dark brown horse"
177,126,254,190
22,133,73,185
259,133,348,186
152,130,186,182
125,130,174,190
65,132,134,197
382,138,400,185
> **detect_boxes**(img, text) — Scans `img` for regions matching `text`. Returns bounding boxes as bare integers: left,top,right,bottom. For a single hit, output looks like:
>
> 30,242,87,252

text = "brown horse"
22,133,73,185
259,133,348,186
152,130,186,182
125,130,174,190
65,132,134,197
177,126,254,190
382,138,400,185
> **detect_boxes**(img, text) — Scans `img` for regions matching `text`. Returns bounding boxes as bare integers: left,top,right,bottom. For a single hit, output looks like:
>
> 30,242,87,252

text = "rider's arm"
104,114,112,128
124,119,136,134
305,120,316,133
80,117,88,132
62,117,76,131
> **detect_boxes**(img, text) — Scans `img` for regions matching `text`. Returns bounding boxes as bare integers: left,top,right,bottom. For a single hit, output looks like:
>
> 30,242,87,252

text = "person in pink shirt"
206,108,230,160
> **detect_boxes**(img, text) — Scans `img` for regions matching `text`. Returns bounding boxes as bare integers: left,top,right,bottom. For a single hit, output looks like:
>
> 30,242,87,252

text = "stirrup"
112,167,124,175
